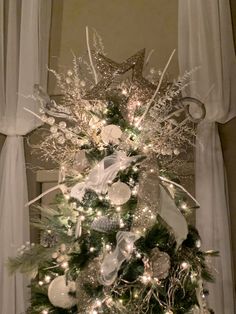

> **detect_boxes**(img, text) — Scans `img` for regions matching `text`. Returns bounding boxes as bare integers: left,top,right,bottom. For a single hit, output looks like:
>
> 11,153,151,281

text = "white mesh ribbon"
70,151,139,201
100,231,140,286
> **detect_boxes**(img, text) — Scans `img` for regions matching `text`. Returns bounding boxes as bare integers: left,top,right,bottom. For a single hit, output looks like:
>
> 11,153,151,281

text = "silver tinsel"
91,216,120,233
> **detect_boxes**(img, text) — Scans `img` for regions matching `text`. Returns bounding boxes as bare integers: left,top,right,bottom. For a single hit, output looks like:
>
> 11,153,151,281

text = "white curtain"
178,1,236,313
0,1,51,313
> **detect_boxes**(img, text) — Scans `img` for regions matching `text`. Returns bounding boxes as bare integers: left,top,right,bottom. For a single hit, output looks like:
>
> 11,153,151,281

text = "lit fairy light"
64,194,70,200
181,203,187,210
190,271,198,282
95,299,102,307
133,292,139,298
44,275,51,283
61,261,69,269
141,274,152,284
119,219,125,228
181,261,189,270
105,244,111,251
195,239,201,248
80,215,85,221
126,243,133,253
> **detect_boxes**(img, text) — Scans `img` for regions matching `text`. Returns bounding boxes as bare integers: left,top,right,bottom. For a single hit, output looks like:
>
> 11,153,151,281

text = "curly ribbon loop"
180,97,206,123
100,231,140,286
70,151,140,201
34,84,71,119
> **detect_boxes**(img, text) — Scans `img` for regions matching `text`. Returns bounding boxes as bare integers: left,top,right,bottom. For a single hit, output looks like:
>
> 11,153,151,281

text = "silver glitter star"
83,49,156,113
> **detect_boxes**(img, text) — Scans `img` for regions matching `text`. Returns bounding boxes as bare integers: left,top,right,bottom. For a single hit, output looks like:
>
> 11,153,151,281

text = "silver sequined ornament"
91,216,120,233
150,248,170,280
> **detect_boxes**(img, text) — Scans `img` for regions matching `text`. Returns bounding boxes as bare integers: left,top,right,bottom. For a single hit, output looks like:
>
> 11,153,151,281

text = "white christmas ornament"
48,275,77,309
108,182,131,205
101,124,122,144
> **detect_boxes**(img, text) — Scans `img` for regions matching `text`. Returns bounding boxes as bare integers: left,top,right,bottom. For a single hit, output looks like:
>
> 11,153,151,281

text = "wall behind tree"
48,0,179,95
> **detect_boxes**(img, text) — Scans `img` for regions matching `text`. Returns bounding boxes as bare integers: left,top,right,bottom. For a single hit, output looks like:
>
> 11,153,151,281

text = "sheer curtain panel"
0,1,51,313
178,1,236,313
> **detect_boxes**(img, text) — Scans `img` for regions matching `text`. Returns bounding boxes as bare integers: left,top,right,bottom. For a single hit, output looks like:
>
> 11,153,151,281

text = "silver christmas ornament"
150,248,171,280
108,181,131,205
101,124,122,145
91,216,120,233
48,275,77,309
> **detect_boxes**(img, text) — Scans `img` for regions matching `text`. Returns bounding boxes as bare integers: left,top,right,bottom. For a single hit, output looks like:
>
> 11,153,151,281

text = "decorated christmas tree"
9,29,216,314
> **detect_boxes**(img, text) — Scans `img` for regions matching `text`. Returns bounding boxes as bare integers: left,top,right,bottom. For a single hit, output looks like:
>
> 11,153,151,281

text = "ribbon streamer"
159,184,188,249
70,151,140,201
100,231,140,286
131,156,188,247
132,155,160,235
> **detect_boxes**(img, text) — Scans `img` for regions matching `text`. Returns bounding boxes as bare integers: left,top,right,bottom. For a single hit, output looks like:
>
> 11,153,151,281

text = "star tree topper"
84,49,156,122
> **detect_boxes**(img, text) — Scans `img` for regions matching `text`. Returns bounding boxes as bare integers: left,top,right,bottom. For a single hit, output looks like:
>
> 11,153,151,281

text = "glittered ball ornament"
101,124,122,145
108,182,131,205
150,248,171,280
48,275,77,309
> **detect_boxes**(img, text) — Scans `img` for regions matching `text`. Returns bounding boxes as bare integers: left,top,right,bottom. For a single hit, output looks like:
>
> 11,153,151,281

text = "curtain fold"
0,1,51,313
0,136,29,314
178,1,236,313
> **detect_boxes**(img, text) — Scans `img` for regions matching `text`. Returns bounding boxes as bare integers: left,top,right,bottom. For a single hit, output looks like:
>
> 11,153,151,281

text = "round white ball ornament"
101,124,122,145
108,182,131,205
48,275,77,309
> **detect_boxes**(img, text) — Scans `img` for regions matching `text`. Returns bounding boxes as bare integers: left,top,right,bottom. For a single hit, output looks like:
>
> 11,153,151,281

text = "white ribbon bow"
70,151,139,201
